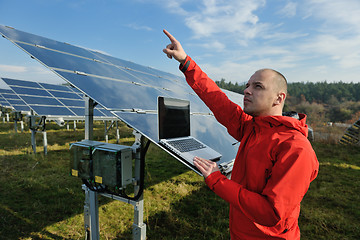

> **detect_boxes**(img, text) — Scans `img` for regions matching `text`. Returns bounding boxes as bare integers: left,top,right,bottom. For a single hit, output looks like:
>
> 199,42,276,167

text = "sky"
0,0,360,90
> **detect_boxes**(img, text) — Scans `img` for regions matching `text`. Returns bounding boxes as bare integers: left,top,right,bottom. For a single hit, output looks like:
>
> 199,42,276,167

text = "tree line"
215,79,360,125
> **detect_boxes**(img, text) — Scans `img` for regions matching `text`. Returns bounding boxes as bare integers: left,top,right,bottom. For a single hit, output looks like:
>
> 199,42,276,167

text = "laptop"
158,96,222,165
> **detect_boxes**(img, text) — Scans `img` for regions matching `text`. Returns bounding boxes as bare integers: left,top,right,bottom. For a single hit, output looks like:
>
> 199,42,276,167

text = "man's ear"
274,92,286,106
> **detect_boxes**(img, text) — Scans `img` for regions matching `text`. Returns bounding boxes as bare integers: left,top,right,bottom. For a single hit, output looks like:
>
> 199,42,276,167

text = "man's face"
243,70,279,117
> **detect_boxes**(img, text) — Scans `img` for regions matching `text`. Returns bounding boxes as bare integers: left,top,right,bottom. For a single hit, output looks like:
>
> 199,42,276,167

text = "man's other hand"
193,156,220,178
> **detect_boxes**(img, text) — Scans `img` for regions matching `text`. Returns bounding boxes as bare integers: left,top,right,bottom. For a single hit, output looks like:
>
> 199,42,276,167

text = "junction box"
70,140,133,188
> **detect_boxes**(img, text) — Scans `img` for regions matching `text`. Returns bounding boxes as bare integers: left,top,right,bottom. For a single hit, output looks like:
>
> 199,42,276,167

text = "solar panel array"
0,87,29,111
0,25,244,167
1,78,114,118
0,89,11,108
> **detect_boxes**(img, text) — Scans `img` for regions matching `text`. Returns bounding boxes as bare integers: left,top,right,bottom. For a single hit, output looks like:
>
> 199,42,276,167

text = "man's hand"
163,29,187,64
193,156,220,178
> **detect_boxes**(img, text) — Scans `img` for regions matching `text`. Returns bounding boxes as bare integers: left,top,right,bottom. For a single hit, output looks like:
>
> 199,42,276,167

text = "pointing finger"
163,29,177,43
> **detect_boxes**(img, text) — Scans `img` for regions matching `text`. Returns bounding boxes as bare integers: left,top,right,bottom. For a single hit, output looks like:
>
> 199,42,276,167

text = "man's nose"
244,87,251,95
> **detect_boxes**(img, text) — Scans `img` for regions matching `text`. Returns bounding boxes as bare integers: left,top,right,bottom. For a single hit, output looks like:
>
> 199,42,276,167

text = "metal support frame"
28,114,47,155
83,96,146,240
13,111,23,133
104,120,119,143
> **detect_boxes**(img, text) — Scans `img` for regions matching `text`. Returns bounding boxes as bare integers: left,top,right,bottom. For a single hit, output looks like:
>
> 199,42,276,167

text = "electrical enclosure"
70,140,133,188
92,143,133,188
70,140,105,180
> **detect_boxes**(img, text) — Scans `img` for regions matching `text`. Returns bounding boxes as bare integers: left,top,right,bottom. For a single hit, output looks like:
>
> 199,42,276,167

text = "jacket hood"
253,113,308,137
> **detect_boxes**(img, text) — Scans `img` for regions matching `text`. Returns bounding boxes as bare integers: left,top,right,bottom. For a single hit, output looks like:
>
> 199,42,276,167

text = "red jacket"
180,56,319,239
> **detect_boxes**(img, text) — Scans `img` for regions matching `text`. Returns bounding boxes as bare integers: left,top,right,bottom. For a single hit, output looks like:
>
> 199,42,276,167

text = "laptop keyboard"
167,138,206,152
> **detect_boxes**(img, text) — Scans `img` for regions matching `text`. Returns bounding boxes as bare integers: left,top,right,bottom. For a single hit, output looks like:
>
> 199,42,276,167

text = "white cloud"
191,40,226,52
277,1,297,18
158,0,360,83
299,34,360,69
125,23,153,31
185,0,266,39
0,64,27,73
160,0,267,41
304,0,360,34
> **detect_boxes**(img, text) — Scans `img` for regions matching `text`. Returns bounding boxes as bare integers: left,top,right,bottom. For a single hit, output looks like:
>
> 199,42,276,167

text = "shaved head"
258,68,287,95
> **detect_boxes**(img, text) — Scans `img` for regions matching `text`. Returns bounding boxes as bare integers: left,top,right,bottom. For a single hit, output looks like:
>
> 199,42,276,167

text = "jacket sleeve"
205,140,319,227
180,56,251,141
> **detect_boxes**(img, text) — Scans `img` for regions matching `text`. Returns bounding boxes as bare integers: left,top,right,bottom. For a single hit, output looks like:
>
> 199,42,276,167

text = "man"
163,29,319,240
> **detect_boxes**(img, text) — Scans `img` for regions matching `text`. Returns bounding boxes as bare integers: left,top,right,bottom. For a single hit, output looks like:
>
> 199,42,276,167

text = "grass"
0,121,359,239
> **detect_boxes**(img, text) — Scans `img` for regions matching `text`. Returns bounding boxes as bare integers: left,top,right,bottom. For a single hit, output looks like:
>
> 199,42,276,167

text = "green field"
0,121,359,239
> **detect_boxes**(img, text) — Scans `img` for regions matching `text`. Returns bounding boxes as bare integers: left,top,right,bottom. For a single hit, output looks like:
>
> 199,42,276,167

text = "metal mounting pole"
14,119,18,133
116,121,120,144
20,120,24,132
83,96,99,240
132,131,146,240
104,121,108,142
85,96,94,141
31,128,36,154
43,131,47,155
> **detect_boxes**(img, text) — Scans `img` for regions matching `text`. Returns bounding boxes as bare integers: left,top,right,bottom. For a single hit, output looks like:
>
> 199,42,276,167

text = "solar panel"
1,77,115,118
0,25,244,168
0,87,29,111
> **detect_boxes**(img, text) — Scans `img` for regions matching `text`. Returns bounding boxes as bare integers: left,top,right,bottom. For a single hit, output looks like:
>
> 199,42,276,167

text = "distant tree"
215,79,360,123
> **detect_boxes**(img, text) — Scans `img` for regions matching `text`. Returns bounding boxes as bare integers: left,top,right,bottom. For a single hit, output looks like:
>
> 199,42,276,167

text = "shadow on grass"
0,131,202,239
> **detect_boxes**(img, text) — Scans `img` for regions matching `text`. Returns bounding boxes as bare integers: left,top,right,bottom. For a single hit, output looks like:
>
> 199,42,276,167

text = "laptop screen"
158,96,190,139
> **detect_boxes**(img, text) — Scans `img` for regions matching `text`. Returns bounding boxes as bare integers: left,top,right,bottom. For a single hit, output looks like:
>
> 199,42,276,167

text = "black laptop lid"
158,96,190,139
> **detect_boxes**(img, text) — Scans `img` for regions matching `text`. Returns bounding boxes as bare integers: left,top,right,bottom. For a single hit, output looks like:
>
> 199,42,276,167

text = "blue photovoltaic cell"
0,89,14,94
38,82,72,91
3,78,40,88
0,97,7,104
0,25,245,166
0,87,29,111
59,99,84,107
11,105,30,111
54,71,166,110
1,93,22,100
30,105,75,116
10,86,52,97
7,99,27,105
20,95,62,106
48,90,82,100
0,25,99,60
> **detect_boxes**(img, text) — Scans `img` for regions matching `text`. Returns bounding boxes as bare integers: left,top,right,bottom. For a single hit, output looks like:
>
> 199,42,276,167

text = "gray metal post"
84,96,99,240
20,121,24,132
85,97,94,141
104,121,108,143
14,119,18,133
133,194,146,240
84,186,100,240
116,121,120,144
43,131,47,155
31,129,36,154
132,132,146,240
